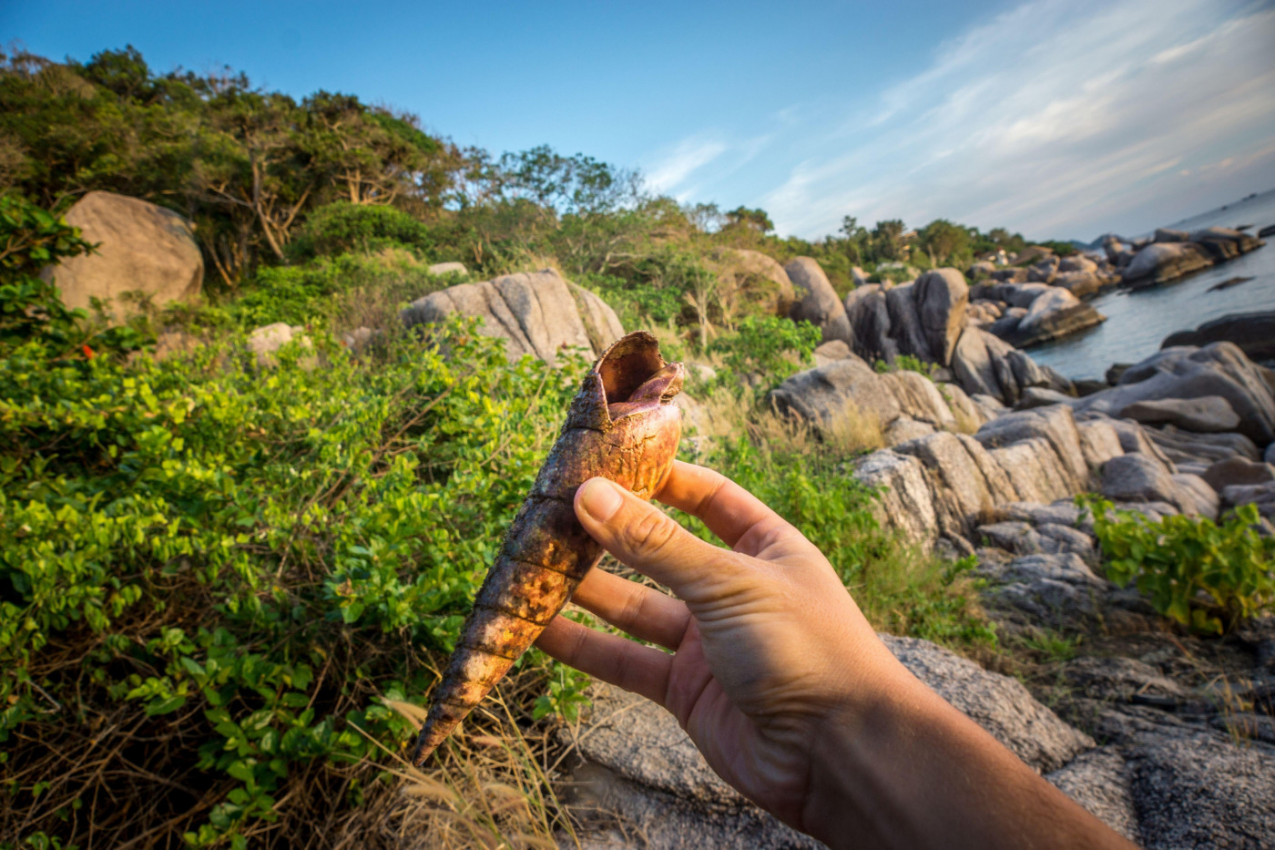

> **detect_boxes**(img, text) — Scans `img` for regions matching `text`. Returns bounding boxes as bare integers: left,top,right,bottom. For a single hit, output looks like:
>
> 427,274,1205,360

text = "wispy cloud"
642,137,728,194
650,0,1275,240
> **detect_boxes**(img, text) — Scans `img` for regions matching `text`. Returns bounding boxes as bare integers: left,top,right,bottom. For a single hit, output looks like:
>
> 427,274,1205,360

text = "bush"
288,201,433,261
1078,496,1275,634
874,353,938,379
1,304,590,845
708,315,821,393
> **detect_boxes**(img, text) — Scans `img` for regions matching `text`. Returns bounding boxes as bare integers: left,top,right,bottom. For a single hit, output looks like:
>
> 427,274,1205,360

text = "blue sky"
5,0,1274,241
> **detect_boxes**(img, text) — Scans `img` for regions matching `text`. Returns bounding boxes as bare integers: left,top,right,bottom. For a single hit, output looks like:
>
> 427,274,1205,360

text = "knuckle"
625,507,680,559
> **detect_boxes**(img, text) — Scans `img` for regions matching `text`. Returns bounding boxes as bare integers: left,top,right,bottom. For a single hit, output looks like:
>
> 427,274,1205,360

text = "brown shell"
411,331,684,764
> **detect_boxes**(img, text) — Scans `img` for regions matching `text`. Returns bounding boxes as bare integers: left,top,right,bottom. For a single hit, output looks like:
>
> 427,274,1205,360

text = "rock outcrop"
41,191,203,321
712,248,796,317
1162,310,1275,364
1121,227,1264,288
766,352,988,450
400,268,623,363
1075,342,1275,446
560,636,1095,848
785,257,852,347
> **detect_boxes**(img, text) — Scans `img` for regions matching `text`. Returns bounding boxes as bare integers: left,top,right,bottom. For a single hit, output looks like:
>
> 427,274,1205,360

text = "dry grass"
693,384,884,458
2,614,582,849
379,682,582,850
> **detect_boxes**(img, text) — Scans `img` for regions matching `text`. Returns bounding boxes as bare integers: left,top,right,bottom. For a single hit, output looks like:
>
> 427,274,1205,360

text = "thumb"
574,477,743,601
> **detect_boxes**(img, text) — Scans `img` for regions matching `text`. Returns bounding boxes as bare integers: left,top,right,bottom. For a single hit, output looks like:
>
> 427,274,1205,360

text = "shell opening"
598,333,667,406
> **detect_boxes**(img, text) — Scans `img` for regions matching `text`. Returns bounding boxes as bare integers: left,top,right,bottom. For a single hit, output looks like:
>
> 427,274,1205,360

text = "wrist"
799,654,938,849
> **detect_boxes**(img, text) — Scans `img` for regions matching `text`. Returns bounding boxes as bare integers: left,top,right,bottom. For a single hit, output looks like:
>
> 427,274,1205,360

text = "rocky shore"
45,191,1274,848
395,255,1274,849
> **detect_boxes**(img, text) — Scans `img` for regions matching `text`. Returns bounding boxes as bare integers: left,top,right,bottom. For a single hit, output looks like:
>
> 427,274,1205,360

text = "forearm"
801,662,1136,850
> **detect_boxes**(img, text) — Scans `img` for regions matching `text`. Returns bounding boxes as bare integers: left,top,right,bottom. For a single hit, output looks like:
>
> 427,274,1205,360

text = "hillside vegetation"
0,47,1037,849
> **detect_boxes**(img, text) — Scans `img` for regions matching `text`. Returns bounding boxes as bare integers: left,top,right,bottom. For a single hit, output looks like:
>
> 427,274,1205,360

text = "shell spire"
412,331,684,765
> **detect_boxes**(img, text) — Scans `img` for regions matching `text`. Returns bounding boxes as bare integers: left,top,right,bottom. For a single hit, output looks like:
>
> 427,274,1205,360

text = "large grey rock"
1145,424,1260,465
974,405,1090,494
1077,343,1275,446
1053,270,1105,299
894,431,1019,544
1076,419,1126,471
881,635,1094,773
1202,457,1275,491
1121,395,1241,433
1130,731,1275,850
41,191,203,322
812,339,852,367
842,284,898,362
913,268,969,366
1100,454,1200,514
1162,310,1275,363
1046,748,1139,842
951,327,1048,405
768,356,899,435
558,683,822,849
568,281,627,357
1059,254,1099,274
884,282,931,361
1122,242,1212,286
401,268,619,363
786,257,852,347
879,369,956,429
998,287,1105,348
1190,226,1264,261
1220,480,1275,522
981,552,1110,627
852,450,940,545
711,248,795,318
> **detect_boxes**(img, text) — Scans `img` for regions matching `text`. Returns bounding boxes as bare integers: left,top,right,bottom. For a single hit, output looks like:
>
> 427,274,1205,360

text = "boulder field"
406,267,1275,849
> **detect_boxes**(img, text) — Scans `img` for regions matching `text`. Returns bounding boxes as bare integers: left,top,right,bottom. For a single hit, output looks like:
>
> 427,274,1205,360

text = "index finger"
655,461,794,558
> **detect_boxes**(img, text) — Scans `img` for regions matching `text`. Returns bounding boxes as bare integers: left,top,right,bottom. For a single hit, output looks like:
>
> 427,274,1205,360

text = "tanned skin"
536,464,1139,850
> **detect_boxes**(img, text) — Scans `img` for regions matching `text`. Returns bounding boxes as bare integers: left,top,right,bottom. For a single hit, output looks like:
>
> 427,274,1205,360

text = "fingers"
656,461,809,561
575,477,747,603
572,567,690,650
535,616,671,708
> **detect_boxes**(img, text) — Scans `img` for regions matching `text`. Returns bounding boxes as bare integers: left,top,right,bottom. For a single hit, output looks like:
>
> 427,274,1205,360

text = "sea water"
1027,188,1275,381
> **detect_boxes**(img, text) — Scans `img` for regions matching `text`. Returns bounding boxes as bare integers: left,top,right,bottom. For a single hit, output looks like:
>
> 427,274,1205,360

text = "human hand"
536,461,1138,850
534,460,901,832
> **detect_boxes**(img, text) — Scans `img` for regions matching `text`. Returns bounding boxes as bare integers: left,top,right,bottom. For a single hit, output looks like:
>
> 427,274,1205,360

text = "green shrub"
874,353,937,379
685,435,995,648
0,304,590,845
1078,496,1275,634
288,201,433,261
707,315,821,394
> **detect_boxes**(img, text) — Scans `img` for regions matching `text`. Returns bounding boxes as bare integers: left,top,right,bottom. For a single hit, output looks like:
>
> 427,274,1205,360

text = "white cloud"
721,0,1275,240
642,137,728,194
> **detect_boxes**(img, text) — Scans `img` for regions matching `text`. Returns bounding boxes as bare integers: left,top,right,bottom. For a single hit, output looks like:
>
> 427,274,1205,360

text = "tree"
724,206,773,234
917,219,971,267
871,219,906,262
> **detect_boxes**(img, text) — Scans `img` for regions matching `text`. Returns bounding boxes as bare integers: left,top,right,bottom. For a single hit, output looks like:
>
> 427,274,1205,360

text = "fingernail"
578,478,623,522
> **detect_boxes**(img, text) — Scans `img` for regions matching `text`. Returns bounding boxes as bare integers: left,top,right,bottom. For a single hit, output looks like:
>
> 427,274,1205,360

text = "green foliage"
874,354,938,379
708,316,820,391
1078,496,1275,634
0,194,91,347
0,47,461,287
0,300,590,843
686,436,995,648
288,201,433,260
